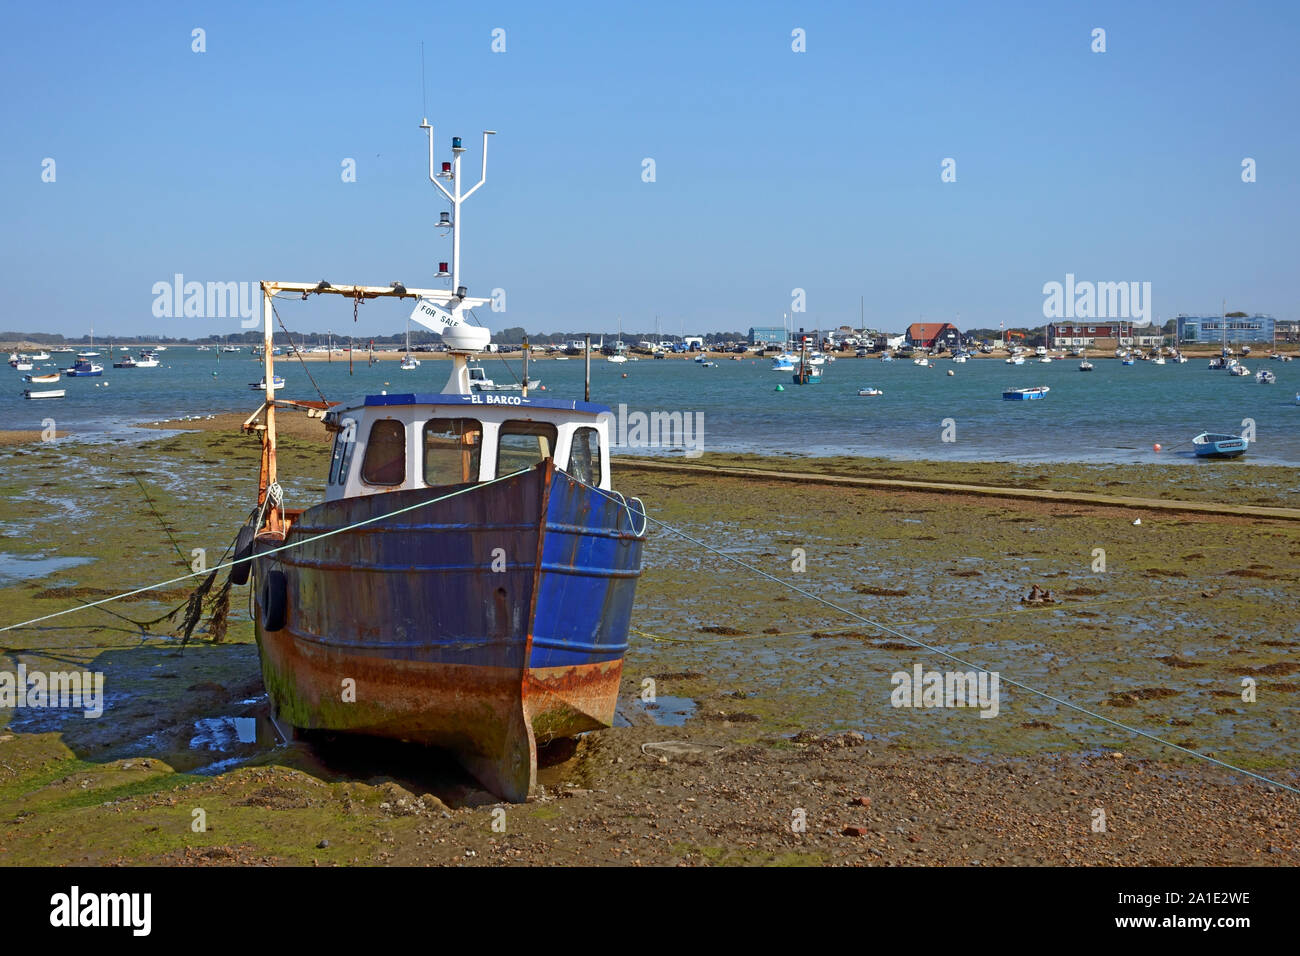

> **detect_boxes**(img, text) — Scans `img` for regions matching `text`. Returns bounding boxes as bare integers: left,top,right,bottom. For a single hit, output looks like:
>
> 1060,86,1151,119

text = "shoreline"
0,418,1296,865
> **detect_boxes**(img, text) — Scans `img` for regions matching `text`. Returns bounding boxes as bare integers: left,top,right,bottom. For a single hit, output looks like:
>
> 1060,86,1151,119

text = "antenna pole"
584,334,591,402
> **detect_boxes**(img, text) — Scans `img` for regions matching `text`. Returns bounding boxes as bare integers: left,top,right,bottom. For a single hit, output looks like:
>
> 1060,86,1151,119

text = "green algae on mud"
0,429,1297,864
645,451,1300,509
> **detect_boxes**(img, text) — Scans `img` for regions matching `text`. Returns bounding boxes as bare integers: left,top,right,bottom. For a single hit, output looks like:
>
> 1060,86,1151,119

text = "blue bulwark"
365,393,612,415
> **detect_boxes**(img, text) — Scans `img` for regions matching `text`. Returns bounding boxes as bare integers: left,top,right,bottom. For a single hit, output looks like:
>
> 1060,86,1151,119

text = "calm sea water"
6,349,1299,465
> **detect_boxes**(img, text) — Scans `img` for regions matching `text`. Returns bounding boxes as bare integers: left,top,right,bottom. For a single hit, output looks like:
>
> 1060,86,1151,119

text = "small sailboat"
400,318,421,370
607,318,628,362
1192,432,1248,459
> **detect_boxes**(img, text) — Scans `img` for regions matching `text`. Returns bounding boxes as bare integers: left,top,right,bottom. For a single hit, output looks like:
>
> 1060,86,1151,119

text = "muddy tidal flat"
0,420,1296,866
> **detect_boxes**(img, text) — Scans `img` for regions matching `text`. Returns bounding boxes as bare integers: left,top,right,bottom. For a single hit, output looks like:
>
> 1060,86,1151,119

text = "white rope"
0,469,526,634
573,474,1300,797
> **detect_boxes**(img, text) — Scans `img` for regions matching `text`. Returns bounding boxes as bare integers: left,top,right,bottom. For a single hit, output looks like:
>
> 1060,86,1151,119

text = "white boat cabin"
323,392,613,501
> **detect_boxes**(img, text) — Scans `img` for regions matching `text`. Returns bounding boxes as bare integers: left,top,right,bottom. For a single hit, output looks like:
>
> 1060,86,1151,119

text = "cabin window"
567,426,602,485
496,420,558,475
424,418,483,485
329,418,358,485
360,419,406,486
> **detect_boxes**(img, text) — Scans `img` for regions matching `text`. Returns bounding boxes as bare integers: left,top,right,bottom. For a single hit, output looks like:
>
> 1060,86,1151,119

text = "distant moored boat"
1002,386,1050,401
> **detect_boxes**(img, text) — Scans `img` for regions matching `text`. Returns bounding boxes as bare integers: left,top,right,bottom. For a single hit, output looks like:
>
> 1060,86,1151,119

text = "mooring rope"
574,476,1300,796
0,468,527,634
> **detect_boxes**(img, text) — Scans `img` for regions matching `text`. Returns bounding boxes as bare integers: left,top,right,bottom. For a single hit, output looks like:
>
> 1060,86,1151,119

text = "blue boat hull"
251,460,645,800
1195,439,1248,459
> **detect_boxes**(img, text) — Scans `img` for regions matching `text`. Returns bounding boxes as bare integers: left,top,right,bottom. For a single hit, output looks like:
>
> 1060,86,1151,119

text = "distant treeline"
1,327,757,346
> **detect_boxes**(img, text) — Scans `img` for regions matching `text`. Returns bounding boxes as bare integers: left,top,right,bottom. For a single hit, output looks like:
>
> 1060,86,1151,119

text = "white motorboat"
857,386,883,396
23,388,65,399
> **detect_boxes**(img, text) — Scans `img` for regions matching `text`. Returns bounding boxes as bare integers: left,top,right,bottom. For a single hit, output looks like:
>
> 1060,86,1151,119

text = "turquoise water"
5,349,1299,465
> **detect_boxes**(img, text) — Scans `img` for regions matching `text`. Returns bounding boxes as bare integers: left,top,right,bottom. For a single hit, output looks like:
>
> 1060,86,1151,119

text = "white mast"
418,119,496,391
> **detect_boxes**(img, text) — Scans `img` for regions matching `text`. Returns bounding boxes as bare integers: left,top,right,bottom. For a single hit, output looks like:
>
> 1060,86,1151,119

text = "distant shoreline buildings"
1175,314,1277,345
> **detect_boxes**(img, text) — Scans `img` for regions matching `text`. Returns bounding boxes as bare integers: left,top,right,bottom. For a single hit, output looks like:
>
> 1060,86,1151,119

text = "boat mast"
258,281,280,534
422,119,495,393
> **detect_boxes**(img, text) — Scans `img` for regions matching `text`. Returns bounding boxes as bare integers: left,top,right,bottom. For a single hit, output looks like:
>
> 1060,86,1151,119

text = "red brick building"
906,322,961,350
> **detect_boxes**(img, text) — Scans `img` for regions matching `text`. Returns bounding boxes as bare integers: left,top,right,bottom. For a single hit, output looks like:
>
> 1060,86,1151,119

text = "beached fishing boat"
1192,432,1248,459
1003,386,1050,400
22,388,65,399
230,120,646,802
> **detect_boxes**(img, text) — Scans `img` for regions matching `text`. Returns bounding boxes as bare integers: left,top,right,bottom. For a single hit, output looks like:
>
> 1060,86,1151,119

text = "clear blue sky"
3,1,1297,339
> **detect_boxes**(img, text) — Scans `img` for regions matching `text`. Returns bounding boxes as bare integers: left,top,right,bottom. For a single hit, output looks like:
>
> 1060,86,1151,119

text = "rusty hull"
251,462,644,801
